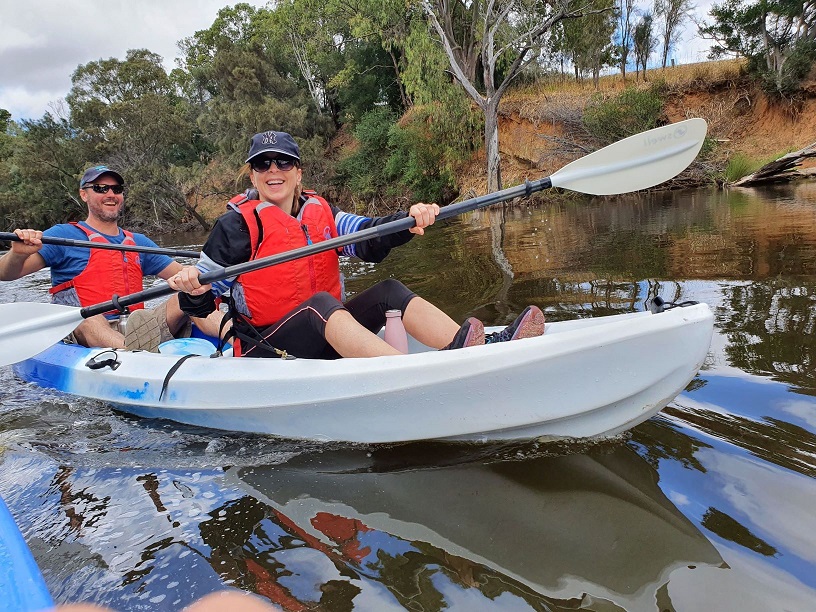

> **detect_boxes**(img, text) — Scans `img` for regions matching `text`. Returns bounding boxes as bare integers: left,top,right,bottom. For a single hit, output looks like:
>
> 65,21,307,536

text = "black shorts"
236,279,416,359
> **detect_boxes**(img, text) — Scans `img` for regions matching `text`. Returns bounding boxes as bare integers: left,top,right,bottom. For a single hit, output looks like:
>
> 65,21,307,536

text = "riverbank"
458,60,816,195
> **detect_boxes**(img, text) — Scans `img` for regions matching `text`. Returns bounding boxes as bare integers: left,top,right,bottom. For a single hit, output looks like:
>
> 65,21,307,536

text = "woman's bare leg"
401,296,461,349
324,309,402,357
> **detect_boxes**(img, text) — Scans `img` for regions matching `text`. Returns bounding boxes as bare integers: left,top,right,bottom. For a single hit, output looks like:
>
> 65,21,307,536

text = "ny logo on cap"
261,132,277,144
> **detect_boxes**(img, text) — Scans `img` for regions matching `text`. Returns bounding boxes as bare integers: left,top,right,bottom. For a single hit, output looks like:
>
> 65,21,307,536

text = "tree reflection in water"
718,281,816,395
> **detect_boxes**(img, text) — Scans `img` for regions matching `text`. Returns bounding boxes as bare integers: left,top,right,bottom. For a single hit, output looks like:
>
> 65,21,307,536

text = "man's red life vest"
230,192,342,328
49,222,145,311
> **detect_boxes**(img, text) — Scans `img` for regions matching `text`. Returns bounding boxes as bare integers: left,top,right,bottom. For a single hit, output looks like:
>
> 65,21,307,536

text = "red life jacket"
230,191,342,329
50,222,145,311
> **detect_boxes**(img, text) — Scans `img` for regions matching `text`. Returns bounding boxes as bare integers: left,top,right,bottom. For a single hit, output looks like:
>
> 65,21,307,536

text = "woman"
170,130,543,358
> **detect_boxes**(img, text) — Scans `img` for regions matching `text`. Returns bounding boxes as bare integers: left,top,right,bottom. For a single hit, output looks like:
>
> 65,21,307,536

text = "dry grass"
505,59,746,101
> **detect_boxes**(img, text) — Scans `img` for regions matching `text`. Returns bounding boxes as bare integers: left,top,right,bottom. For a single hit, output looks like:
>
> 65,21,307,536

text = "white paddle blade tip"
551,118,708,195
0,303,84,366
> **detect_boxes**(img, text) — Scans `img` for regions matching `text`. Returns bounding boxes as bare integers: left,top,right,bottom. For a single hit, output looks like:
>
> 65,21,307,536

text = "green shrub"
750,40,816,98
333,107,398,200
386,100,482,203
582,85,664,144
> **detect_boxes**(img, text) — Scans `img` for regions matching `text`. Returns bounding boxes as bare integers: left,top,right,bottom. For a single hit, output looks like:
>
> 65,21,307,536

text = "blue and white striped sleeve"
195,252,233,297
334,210,372,258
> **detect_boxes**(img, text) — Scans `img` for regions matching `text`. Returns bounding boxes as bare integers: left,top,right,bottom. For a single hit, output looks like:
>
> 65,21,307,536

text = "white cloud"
0,0,269,121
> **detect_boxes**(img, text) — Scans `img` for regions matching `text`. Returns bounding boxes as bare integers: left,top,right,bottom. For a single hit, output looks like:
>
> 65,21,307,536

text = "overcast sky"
1,0,714,123
0,0,269,121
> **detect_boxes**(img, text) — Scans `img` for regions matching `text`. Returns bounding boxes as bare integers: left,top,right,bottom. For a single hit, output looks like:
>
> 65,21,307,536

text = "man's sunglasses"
250,156,298,173
84,184,125,194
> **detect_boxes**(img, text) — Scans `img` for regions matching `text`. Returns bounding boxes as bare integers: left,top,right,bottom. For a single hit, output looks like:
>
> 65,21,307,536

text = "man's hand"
10,229,43,255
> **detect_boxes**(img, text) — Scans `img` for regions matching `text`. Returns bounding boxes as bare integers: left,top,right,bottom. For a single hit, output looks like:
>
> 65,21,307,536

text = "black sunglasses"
250,156,298,173
84,184,125,194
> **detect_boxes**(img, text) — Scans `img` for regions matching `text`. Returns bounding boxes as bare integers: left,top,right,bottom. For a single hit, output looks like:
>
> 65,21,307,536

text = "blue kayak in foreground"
0,495,53,611
14,304,714,444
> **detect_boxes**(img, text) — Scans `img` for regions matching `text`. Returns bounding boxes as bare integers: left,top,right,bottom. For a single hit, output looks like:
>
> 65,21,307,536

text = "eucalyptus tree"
633,13,658,79
175,2,266,104
176,3,331,166
420,0,597,192
654,0,693,68
0,113,86,228
699,0,816,95
561,0,618,86
66,49,202,227
272,0,412,126
617,0,636,78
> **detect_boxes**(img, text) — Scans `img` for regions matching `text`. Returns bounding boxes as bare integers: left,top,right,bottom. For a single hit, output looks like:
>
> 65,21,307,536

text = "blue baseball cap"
245,131,300,163
80,165,124,188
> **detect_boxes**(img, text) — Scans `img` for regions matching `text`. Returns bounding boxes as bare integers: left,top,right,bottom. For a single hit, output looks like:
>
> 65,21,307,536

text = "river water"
1,183,815,611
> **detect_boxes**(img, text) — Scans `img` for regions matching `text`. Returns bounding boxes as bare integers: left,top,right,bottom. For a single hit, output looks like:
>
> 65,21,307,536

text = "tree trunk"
389,49,411,110
485,103,502,192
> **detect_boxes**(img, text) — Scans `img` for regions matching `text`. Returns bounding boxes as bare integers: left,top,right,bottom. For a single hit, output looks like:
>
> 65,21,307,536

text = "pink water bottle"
384,309,409,353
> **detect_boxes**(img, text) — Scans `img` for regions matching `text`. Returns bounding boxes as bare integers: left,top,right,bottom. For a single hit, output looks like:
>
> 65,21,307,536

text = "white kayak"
13,304,713,443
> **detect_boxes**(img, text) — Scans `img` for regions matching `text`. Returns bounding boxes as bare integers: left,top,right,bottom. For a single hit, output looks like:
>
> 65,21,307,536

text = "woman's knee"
376,278,408,294
310,291,343,308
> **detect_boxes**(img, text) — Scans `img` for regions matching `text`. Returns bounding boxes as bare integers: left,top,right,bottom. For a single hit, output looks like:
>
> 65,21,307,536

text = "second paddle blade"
0,302,85,366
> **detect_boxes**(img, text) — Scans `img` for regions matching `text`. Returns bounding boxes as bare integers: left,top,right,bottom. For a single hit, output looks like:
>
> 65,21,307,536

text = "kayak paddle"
0,232,201,259
0,118,707,366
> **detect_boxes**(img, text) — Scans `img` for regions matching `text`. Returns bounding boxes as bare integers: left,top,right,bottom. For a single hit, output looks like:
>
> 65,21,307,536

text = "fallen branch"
733,142,816,186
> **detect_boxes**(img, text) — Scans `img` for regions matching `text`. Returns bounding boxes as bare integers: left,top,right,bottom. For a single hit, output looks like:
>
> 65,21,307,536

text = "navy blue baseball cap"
80,165,124,187
245,131,300,163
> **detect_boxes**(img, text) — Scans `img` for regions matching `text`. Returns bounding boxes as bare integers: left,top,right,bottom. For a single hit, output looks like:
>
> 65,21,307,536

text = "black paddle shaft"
80,176,553,319
0,232,201,258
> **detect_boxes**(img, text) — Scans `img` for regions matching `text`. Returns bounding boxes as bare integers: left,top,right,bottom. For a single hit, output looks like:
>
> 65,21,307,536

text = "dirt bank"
458,69,816,194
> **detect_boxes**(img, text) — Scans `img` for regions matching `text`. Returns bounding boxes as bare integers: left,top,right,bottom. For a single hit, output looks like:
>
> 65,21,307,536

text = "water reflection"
0,442,728,611
717,281,816,394
223,443,722,610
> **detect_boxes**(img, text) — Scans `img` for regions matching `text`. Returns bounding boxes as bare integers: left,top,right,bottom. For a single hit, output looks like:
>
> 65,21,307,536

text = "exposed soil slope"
459,68,816,193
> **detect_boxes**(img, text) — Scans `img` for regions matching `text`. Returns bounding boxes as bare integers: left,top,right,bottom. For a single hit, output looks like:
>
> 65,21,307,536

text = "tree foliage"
558,0,618,86
617,0,636,78
699,0,816,96
3,0,778,233
633,13,658,79
654,0,693,68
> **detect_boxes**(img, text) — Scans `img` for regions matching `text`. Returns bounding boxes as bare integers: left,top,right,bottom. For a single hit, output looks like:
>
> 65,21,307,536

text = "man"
0,165,215,350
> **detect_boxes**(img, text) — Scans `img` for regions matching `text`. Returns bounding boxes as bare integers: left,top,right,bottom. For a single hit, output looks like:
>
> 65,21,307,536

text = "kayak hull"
14,305,714,443
0,495,53,610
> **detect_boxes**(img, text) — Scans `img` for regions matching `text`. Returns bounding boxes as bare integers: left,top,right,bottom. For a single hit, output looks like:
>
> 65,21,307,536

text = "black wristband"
178,291,216,318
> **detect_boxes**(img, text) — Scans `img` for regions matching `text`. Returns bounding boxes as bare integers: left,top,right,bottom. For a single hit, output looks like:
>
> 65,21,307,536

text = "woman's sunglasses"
84,184,125,194
250,156,297,173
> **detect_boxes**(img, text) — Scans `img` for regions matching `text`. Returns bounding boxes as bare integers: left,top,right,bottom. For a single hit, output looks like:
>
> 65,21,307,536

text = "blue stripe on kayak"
0,495,53,610
13,343,86,393
16,344,169,404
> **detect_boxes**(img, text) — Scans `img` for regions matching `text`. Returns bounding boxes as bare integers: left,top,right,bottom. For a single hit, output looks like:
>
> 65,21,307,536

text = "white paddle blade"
0,303,84,366
550,118,708,195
